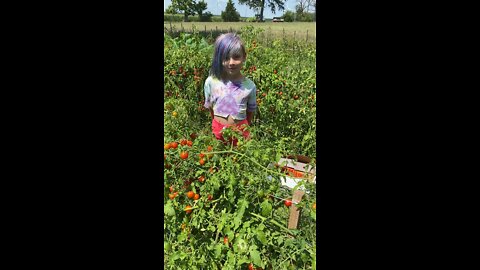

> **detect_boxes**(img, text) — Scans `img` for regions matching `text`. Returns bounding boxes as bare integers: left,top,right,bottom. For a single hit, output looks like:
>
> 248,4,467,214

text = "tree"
194,0,208,20
171,0,196,22
295,0,315,14
238,0,285,22
221,0,241,22
165,4,178,15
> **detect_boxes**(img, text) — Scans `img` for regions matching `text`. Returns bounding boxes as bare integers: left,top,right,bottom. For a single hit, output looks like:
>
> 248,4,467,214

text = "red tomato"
180,151,188,159
199,158,206,166
207,145,213,152
185,205,192,214
180,139,187,146
207,194,213,201
187,191,194,199
169,186,175,193
248,263,254,270
223,236,228,245
194,193,200,200
187,140,193,147
171,142,178,149
164,144,170,150
168,194,175,200
198,176,205,183
284,200,292,207
199,153,205,158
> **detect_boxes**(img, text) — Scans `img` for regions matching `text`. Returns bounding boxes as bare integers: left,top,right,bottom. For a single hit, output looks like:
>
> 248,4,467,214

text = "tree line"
166,0,316,22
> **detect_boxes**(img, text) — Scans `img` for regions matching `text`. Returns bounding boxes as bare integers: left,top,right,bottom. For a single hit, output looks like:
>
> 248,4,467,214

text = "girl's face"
222,52,246,79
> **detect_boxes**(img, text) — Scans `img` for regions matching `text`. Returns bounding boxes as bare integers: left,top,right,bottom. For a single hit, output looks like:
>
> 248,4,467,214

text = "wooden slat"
288,189,305,229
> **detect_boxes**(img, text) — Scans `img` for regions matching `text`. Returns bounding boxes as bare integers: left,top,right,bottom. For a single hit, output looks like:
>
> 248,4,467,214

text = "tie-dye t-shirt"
203,76,257,121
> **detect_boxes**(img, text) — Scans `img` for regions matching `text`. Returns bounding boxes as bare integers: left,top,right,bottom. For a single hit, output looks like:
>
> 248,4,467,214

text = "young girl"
203,33,257,146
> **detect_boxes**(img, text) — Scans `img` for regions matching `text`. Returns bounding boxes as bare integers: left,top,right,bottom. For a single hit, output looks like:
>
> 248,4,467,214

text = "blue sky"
164,0,299,19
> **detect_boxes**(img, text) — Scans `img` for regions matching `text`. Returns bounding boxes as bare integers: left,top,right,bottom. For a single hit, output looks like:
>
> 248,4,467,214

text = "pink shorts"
212,118,250,146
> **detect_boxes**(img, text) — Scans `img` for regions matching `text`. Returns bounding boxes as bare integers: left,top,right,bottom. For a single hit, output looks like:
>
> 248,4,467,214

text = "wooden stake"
288,189,305,229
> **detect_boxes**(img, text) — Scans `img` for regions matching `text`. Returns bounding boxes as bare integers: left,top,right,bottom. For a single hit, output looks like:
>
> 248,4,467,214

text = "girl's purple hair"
210,33,246,79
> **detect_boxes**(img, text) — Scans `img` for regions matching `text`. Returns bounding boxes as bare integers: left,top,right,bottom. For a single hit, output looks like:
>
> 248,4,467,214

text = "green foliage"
282,11,295,22
166,4,179,14
172,0,196,21
200,11,213,22
221,0,241,22
296,12,315,22
194,0,208,19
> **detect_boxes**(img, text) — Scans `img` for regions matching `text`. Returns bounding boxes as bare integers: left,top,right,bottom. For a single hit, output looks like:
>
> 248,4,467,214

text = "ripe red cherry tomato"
284,200,292,207
180,151,188,159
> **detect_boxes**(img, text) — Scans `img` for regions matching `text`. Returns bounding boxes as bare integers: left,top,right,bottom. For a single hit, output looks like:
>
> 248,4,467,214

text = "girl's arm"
246,111,254,125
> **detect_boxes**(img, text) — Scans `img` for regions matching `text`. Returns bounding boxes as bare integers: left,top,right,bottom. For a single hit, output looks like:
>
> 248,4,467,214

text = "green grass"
163,21,316,41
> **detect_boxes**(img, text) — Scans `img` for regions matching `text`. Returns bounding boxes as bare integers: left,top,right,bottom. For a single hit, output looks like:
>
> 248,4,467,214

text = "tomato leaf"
249,248,262,267
260,200,272,217
164,201,175,217
256,230,267,245
214,243,222,258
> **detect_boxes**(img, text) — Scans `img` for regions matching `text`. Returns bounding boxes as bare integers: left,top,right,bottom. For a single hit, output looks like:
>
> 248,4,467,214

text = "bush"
200,11,213,22
211,16,223,22
282,11,295,22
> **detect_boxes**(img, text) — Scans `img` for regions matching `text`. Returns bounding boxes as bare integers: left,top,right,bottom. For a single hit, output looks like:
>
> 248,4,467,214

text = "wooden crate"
274,155,316,229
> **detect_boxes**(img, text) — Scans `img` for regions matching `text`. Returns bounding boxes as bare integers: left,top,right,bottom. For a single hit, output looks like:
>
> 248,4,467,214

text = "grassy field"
164,22,316,41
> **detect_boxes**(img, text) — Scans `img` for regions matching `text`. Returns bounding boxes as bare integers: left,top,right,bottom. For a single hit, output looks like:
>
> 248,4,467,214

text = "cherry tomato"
185,205,192,214
187,191,194,199
180,151,188,159
199,153,205,158
194,193,200,200
187,140,193,147
207,194,213,201
169,186,175,193
171,142,178,149
164,144,170,150
223,236,228,245
198,176,205,183
199,158,206,165
168,194,175,200
312,203,316,209
248,263,254,270
207,145,213,152
180,139,187,146
189,133,197,140
284,200,292,207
